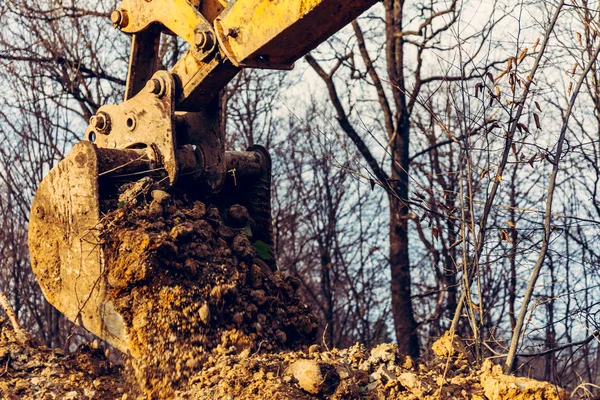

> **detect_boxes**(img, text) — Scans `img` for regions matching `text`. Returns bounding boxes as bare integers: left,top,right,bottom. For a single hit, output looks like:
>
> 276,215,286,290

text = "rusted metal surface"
28,142,129,353
174,103,226,193
221,146,276,269
96,148,153,178
113,0,213,45
174,0,378,107
125,27,162,100
85,70,178,186
171,51,239,110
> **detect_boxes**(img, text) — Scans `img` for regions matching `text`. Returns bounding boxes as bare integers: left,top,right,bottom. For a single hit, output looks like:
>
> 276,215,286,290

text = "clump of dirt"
99,178,318,397
479,359,568,400
0,323,124,399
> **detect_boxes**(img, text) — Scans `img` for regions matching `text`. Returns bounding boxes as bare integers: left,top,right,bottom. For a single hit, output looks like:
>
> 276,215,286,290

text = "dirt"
99,177,318,397
177,338,567,400
0,324,125,399
3,176,570,399
0,323,568,400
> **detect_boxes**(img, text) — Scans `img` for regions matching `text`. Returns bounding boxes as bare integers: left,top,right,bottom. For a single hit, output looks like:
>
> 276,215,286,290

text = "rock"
118,176,153,205
227,205,249,227
431,330,467,358
151,190,170,204
199,303,211,325
170,222,195,241
369,343,397,364
403,355,414,370
353,368,369,385
398,371,433,397
285,359,340,395
308,344,321,355
479,360,568,400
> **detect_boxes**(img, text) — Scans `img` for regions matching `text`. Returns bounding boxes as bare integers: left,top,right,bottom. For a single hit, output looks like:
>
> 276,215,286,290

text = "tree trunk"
389,117,419,357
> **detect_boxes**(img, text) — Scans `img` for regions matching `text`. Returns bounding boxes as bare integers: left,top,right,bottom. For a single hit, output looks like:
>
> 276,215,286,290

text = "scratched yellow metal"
115,0,226,45
117,0,203,45
216,0,379,67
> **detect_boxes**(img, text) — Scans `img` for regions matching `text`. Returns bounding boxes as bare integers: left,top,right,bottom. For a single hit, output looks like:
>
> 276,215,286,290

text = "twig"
322,323,331,353
517,330,600,358
0,356,10,378
0,291,28,344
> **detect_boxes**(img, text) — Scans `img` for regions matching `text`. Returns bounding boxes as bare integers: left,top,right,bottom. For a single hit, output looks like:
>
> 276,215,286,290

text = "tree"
305,0,508,357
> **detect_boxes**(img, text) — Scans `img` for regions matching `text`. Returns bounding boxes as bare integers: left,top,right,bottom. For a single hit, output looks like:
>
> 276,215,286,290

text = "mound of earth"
0,324,124,399
178,339,568,400
99,177,318,396
3,177,569,399
0,323,567,400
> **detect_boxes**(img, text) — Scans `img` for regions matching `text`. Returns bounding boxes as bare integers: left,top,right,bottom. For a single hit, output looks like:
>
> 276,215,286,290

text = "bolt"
194,31,208,49
147,78,163,96
110,9,129,28
89,112,111,134
194,28,215,53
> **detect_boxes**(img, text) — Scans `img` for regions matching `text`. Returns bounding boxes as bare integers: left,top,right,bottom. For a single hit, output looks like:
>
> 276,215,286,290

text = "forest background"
1,0,600,396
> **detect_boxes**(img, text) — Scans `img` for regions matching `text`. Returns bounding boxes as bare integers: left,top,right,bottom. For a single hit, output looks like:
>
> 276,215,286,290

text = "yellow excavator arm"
28,0,377,353
110,0,377,108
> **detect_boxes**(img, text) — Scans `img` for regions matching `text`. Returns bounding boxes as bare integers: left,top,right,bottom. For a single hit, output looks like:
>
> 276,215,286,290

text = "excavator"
27,0,377,354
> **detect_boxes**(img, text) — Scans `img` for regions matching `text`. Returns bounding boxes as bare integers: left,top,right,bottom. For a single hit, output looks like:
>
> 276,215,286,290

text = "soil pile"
0,324,124,399
100,178,318,396
0,323,568,400
178,339,568,400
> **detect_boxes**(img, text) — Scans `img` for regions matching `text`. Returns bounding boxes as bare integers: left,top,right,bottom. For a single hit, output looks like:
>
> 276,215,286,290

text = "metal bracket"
111,0,220,63
85,70,178,186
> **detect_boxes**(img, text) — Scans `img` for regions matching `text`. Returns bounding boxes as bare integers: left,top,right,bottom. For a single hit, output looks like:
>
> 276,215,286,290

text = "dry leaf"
450,240,462,249
534,113,541,129
432,228,439,241
496,70,508,81
572,63,578,77
535,101,542,112
528,154,536,168
499,229,512,243
568,81,573,96
506,221,516,228
576,32,583,46
496,174,503,183
480,168,489,179
533,37,540,51
487,72,494,82
475,82,483,98
517,48,528,64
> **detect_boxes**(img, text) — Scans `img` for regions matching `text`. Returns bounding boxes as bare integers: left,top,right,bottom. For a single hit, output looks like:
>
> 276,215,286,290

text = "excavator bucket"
28,141,128,352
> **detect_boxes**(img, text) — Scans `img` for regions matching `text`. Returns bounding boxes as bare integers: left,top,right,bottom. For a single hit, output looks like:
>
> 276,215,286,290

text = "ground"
0,177,571,399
